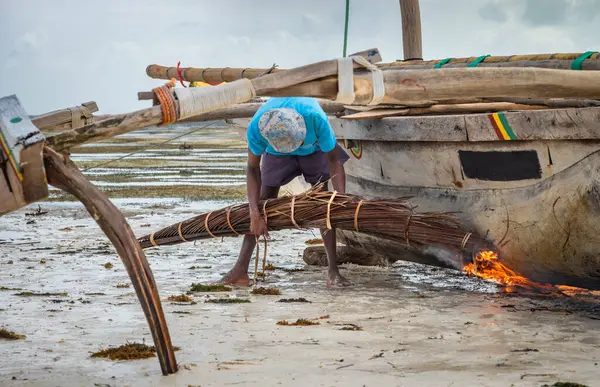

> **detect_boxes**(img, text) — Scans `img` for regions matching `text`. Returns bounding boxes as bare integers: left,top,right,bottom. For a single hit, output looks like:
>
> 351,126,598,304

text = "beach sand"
1,125,598,387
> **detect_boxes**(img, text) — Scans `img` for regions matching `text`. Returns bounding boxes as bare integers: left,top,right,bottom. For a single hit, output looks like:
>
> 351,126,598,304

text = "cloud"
0,0,598,114
478,1,509,23
521,0,568,26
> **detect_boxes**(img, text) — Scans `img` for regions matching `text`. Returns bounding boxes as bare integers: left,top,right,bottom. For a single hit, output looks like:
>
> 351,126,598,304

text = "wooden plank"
333,107,600,142
46,105,163,151
330,115,468,141
342,109,409,120
32,101,98,130
465,107,600,141
138,91,154,101
179,100,345,123
341,102,546,120
399,0,423,61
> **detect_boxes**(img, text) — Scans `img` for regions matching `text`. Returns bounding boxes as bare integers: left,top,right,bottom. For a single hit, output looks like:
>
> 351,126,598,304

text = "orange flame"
463,250,599,297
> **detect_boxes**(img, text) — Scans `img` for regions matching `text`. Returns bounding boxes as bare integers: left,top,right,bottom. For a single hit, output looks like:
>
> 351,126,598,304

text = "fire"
463,250,599,297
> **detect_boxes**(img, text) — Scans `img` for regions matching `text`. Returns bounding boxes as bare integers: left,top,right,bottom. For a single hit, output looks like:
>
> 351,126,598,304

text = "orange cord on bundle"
226,206,241,236
152,78,177,126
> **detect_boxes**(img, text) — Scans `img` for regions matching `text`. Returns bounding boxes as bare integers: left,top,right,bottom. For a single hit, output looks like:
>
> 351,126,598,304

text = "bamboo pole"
146,54,600,83
399,0,423,61
43,147,177,375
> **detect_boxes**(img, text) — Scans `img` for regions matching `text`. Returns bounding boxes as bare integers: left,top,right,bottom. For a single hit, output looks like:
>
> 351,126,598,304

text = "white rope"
335,57,355,104
335,56,386,106
174,78,256,119
351,56,386,106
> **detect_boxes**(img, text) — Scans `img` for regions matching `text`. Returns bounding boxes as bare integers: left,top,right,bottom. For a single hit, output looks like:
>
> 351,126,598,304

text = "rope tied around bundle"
138,184,491,256
354,200,364,231
226,206,241,236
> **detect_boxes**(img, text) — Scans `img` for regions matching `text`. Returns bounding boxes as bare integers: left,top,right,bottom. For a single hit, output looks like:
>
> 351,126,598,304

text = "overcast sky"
1,0,598,115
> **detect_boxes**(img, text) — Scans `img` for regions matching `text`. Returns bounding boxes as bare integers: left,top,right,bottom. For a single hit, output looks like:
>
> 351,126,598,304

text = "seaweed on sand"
251,287,281,295
189,283,232,292
277,319,320,326
278,298,311,303
264,263,276,271
90,342,181,361
167,294,194,303
15,291,67,297
205,298,250,304
305,238,323,245
337,324,363,331
0,328,26,340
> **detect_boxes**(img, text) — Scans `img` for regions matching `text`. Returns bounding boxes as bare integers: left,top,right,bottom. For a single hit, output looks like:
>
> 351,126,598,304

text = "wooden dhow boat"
143,2,600,290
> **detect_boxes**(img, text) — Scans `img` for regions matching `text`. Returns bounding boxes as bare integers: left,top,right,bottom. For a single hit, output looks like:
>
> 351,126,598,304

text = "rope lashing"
204,211,217,238
571,51,598,70
174,78,256,120
226,206,241,235
461,232,473,250
335,55,385,105
290,196,300,228
353,200,364,231
342,0,350,57
177,222,188,242
467,55,490,68
176,61,187,88
262,199,269,225
68,105,93,129
253,236,268,284
326,191,338,230
149,232,158,247
433,57,453,69
152,79,177,125
254,236,260,283
262,237,268,273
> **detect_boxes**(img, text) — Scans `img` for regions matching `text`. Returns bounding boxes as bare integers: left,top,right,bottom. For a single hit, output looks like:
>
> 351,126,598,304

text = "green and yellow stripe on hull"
489,112,518,140
344,139,363,159
0,130,23,181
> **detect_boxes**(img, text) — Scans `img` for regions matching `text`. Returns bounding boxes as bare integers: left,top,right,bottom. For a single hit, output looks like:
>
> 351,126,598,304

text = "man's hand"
249,210,269,237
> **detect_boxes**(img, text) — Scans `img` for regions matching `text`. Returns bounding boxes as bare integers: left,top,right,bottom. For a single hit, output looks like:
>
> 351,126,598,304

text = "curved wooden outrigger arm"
43,147,178,375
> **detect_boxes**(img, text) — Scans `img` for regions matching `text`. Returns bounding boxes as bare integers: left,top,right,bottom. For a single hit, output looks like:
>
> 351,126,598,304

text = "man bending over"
221,97,351,287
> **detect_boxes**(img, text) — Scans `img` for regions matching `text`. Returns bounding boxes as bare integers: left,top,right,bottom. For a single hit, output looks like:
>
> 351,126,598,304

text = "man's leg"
299,146,352,287
221,185,280,285
321,224,352,287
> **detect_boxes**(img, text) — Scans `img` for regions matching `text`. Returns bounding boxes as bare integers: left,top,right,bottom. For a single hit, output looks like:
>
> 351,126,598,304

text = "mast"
399,0,423,61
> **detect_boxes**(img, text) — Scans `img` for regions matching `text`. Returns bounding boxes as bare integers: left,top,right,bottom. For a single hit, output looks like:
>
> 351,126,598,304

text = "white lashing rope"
335,56,386,106
174,78,256,119
335,57,355,104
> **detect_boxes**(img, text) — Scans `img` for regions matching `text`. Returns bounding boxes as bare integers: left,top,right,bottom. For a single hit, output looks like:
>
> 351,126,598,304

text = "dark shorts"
261,143,350,187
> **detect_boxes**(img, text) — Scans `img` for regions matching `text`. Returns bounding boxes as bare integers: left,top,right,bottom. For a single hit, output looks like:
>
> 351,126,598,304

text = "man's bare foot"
327,271,353,288
220,270,252,286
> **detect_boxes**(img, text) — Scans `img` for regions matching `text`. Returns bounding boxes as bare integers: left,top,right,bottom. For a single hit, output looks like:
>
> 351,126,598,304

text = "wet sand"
1,200,599,387
1,125,598,386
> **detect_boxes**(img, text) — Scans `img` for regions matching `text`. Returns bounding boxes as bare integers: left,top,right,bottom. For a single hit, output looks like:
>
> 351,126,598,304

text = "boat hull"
230,108,600,289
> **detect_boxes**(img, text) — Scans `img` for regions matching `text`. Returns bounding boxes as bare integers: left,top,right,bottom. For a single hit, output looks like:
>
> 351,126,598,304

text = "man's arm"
326,149,346,194
247,150,268,236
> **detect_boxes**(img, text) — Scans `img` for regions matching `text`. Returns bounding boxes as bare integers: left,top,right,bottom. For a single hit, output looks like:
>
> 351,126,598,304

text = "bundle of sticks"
138,184,488,254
